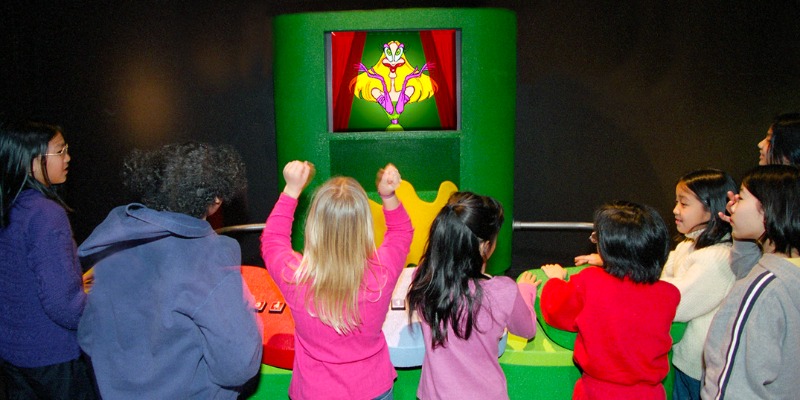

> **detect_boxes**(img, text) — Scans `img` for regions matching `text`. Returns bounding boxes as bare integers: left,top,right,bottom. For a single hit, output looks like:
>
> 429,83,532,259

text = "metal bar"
215,221,594,235
215,223,266,234
512,221,594,231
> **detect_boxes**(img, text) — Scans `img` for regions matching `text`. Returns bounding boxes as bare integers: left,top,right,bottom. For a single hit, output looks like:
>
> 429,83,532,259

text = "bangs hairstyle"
122,142,247,219
594,201,669,284
296,177,376,334
678,168,737,249
768,113,800,165
741,165,800,256
0,120,69,227
407,192,504,348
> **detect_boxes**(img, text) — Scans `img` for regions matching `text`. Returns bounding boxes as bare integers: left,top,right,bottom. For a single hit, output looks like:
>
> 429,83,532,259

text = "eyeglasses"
44,144,69,157
589,231,598,244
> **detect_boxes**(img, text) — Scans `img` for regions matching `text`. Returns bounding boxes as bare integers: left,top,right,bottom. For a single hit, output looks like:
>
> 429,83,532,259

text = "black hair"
122,141,247,219
678,168,737,249
406,191,504,348
741,165,800,256
594,200,669,284
0,119,69,227
768,112,800,165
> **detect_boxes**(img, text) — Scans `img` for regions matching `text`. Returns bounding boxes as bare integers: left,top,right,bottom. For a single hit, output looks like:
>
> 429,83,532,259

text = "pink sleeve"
375,202,414,281
260,194,302,282
507,282,537,339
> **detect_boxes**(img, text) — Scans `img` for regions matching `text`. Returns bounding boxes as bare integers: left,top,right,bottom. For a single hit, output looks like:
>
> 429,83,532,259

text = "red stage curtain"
331,31,366,132
420,30,457,130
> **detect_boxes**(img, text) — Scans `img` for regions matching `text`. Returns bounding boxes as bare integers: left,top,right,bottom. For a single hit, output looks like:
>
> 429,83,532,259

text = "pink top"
416,276,537,400
261,194,413,400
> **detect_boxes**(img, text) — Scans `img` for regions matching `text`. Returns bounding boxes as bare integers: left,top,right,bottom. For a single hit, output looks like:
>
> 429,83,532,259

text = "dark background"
3,1,799,277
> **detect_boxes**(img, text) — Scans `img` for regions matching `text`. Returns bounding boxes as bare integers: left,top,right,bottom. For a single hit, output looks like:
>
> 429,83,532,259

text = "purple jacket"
0,189,86,368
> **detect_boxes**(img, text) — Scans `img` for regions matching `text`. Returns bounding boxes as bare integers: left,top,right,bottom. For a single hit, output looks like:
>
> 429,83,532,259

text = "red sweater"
541,267,680,400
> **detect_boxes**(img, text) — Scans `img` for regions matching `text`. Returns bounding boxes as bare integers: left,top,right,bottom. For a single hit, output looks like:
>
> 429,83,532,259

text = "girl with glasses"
0,120,97,399
571,169,738,399
540,201,680,399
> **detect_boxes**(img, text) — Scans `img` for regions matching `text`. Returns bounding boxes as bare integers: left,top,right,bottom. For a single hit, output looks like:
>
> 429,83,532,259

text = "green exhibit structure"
273,7,517,275
258,8,670,400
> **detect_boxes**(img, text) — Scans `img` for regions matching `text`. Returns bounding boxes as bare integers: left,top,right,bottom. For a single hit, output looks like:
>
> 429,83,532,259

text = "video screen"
327,29,460,132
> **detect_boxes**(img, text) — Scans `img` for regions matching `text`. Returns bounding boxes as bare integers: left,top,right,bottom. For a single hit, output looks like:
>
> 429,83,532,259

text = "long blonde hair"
295,177,376,334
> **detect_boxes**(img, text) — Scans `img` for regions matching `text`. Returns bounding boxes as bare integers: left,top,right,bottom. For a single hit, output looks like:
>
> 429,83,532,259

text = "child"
659,169,737,400
574,170,737,398
0,120,97,399
724,113,800,280
406,191,539,400
260,161,413,400
77,142,262,399
541,201,680,400
702,165,800,399
757,112,800,166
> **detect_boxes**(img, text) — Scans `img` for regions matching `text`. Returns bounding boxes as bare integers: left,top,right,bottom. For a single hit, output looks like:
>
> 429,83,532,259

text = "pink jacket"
261,194,413,400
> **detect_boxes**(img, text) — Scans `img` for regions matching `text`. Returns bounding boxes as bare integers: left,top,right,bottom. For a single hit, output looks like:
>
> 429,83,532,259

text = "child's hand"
283,160,315,199
517,271,541,289
82,267,95,294
574,253,603,266
718,190,738,224
541,264,568,280
376,163,401,197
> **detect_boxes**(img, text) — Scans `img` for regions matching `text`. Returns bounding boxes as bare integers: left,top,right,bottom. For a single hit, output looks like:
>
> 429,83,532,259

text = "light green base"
246,321,580,400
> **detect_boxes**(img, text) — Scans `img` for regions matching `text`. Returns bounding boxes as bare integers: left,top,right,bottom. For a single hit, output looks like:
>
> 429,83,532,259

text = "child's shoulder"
486,274,515,286
571,266,605,279
692,240,733,253
654,279,681,301
479,275,518,294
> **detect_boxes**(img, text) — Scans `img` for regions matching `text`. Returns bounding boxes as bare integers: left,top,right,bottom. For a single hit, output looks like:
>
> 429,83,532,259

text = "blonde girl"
261,161,413,400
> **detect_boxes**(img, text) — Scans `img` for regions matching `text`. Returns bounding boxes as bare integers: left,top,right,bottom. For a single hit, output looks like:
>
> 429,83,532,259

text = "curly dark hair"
122,142,247,218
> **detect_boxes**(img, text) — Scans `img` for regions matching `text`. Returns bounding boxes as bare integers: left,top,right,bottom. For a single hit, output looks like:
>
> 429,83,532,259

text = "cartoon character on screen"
350,41,437,130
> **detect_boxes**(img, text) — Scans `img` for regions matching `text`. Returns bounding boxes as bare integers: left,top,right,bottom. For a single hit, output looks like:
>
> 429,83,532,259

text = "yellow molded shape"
369,180,458,267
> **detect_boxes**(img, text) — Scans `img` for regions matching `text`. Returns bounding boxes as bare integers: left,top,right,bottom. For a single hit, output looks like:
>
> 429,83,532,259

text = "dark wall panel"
3,1,798,275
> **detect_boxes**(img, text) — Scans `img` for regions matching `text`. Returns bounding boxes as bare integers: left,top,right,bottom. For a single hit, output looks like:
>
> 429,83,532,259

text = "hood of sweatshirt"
78,203,215,259
767,253,800,311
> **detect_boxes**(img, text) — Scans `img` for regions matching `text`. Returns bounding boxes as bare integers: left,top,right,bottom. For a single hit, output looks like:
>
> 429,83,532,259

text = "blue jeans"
373,387,393,400
672,366,701,400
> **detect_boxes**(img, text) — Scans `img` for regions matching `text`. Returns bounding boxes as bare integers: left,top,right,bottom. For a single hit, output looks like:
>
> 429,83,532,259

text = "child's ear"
480,240,496,260
205,197,223,219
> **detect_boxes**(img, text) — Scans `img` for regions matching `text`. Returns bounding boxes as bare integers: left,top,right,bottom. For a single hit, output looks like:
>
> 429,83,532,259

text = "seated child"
540,201,680,400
